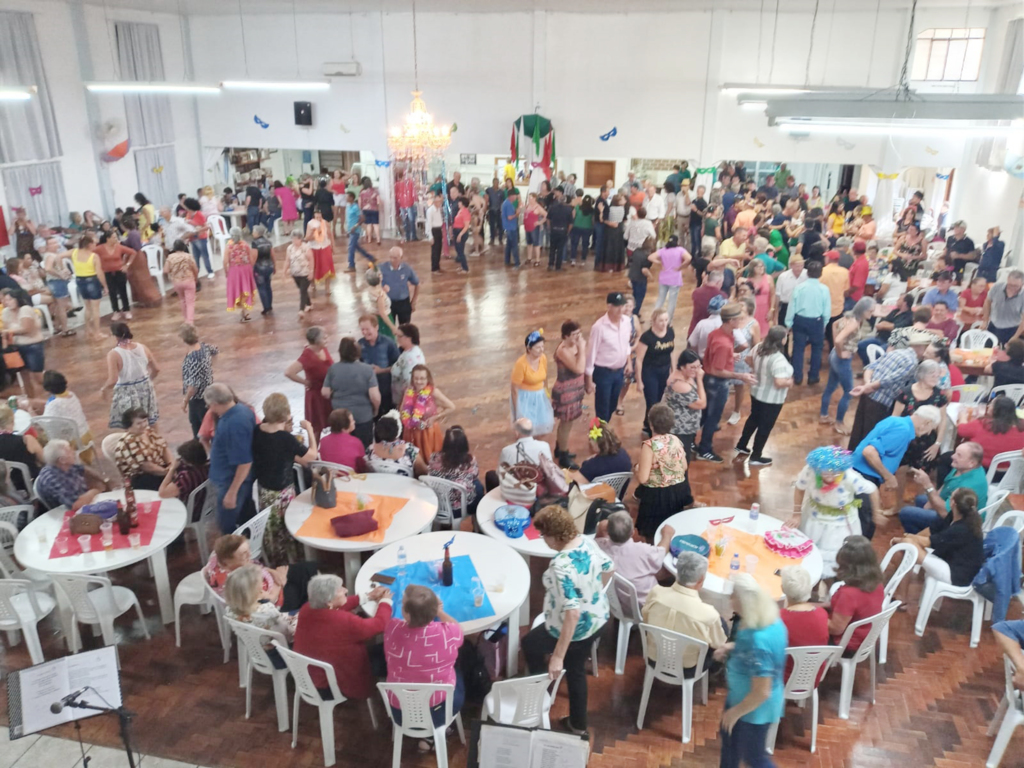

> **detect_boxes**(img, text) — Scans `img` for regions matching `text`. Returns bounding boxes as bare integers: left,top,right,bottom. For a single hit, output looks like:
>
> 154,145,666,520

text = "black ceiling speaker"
294,101,312,126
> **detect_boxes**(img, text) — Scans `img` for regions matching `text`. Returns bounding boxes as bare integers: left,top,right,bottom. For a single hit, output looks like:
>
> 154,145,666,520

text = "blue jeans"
214,475,255,533
690,221,703,259
348,230,375,268
791,314,825,384
453,229,468,270
504,228,520,266
631,280,647,315
719,720,775,768
858,337,885,365
192,239,213,275
570,228,592,262
263,211,280,232
821,349,854,421
400,206,417,241
592,365,624,423
899,496,941,534
698,375,730,454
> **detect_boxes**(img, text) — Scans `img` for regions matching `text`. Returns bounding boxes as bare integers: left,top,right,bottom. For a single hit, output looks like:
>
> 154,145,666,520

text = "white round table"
14,490,187,624
355,531,531,676
285,474,438,591
655,506,824,616
476,488,557,559
13,409,30,434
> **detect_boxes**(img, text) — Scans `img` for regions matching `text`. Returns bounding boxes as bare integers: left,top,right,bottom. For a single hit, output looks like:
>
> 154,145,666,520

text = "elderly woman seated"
157,439,210,505
223,563,296,660
779,566,828,682
293,574,392,700
384,585,464,736
203,533,318,613
0,403,43,490
114,406,173,491
595,510,674,605
365,411,428,477
37,439,111,510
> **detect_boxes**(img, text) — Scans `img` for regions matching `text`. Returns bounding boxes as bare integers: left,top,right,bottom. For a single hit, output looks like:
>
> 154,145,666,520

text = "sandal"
615,408,625,416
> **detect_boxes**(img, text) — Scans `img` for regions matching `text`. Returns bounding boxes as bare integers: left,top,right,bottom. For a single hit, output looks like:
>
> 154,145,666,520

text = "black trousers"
353,420,374,448
488,210,503,243
431,227,443,271
736,398,784,460
523,625,598,730
106,271,129,313
391,297,412,325
777,302,790,353
132,472,164,491
293,276,311,311
549,229,568,269
187,398,207,438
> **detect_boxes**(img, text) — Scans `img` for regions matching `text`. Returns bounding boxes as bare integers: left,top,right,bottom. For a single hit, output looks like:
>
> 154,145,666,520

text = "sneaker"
735,445,751,456
124,312,133,320
695,451,724,463
750,456,773,466
207,273,216,280
727,412,741,426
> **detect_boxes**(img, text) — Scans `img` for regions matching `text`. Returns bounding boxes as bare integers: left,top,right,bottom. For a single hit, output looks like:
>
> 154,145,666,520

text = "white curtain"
0,12,62,163
2,161,69,227
134,146,179,209
114,22,174,147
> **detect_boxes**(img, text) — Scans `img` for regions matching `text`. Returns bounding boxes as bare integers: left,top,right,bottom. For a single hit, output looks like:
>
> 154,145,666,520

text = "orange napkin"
296,492,409,543
706,529,805,600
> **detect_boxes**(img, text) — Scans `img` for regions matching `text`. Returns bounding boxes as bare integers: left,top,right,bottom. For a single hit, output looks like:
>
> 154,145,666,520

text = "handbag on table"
312,467,338,508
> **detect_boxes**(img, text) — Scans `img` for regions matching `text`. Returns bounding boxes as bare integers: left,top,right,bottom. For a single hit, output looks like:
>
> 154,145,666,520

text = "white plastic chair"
0,520,52,598
988,452,1024,495
834,601,901,719
0,578,56,664
309,460,355,475
274,641,379,767
991,384,1024,408
0,505,34,540
226,619,290,732
960,329,999,351
377,682,464,768
865,344,885,364
233,507,272,562
173,570,212,647
63,257,82,308
185,480,216,567
482,672,564,728
914,564,989,648
30,297,53,336
141,244,166,295
30,415,94,460
766,645,841,754
51,573,150,654
949,384,988,405
636,623,710,744
420,476,466,529
207,214,230,256
608,573,642,675
592,472,632,500
987,656,1023,767
983,489,1012,533
962,262,979,286
872,543,919,664
6,461,36,503
101,431,126,464
995,509,1024,534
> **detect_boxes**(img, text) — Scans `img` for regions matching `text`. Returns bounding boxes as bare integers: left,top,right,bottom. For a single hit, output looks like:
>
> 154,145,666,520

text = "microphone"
50,687,89,714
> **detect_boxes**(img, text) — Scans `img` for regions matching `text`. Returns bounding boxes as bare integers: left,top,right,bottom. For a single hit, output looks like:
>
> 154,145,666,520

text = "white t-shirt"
499,437,552,468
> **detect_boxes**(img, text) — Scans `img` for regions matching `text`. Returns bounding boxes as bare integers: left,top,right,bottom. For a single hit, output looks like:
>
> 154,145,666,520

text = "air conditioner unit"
322,61,362,78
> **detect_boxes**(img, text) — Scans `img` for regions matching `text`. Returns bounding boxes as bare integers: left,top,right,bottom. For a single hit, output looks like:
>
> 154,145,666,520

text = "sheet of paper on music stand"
478,723,588,768
8,646,121,738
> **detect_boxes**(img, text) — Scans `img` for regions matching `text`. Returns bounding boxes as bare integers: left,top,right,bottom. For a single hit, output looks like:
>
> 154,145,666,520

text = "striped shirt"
750,349,794,405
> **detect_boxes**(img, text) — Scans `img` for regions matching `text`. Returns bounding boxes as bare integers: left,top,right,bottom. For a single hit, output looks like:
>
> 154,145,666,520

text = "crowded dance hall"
0,0,1022,766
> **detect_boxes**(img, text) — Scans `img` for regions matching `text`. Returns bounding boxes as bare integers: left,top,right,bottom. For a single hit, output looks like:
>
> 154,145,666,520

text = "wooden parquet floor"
0,235,1018,767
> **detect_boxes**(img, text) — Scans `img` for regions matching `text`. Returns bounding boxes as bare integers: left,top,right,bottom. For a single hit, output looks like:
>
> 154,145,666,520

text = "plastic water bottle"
749,503,760,530
397,545,407,578
730,553,740,573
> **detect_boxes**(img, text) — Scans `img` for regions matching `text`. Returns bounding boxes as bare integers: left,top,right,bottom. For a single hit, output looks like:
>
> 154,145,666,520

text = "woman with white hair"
779,566,829,682
714,572,787,767
820,296,877,436
293,573,392,701
224,226,256,322
36,438,111,510
223,563,296,645
892,359,949,505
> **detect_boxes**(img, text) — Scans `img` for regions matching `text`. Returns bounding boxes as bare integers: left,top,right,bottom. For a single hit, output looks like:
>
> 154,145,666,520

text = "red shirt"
704,327,735,376
927,319,959,343
961,287,989,309
453,208,471,230
688,285,728,335
319,432,368,472
293,599,392,699
848,256,869,301
830,584,884,651
187,210,208,239
395,178,416,208
957,419,1024,468
780,606,830,683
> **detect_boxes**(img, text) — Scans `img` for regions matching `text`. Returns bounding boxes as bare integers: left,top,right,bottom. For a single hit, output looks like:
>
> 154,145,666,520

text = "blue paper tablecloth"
378,554,495,623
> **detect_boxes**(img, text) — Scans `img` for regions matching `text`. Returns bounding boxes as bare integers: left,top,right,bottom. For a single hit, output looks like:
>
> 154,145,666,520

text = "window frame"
911,27,986,83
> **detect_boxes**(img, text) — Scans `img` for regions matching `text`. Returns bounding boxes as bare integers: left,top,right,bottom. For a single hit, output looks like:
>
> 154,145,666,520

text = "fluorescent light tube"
85,81,220,94
221,81,330,90
776,120,1015,137
741,101,768,111
0,87,36,101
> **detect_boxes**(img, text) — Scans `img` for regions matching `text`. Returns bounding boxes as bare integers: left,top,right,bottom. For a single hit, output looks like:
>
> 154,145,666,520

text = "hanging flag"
540,133,552,168
101,138,130,163
532,116,541,154
550,130,556,163
510,126,518,163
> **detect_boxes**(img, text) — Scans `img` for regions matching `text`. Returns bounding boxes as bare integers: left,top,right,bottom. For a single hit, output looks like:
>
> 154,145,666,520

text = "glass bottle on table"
124,477,138,530
442,546,453,587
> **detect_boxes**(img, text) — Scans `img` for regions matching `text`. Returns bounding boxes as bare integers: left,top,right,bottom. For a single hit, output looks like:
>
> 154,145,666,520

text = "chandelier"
388,91,451,161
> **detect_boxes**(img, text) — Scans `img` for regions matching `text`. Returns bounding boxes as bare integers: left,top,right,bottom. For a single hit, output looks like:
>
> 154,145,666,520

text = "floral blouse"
400,386,437,431
225,599,296,642
366,440,419,477
663,383,700,435
427,452,479,510
643,434,688,488
287,243,311,277
113,428,169,479
226,241,251,268
895,385,948,415
542,537,613,641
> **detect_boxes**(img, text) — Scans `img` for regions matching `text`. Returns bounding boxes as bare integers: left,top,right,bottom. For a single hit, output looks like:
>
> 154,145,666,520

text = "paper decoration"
1004,154,1024,179
836,138,855,150
753,137,765,148
339,124,350,133
101,138,130,163
925,146,939,155
28,186,42,196
450,122,458,133
599,127,617,141
935,172,950,180
152,166,164,174
696,167,717,175
876,172,900,180
375,159,391,167
254,115,269,129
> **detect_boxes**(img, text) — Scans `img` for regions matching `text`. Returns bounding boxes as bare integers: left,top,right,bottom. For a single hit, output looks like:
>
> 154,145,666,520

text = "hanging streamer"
28,186,42,197
599,127,617,141
254,115,269,129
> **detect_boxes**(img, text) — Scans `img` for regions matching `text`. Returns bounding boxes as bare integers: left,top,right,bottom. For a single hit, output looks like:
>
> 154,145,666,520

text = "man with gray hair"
595,512,674,605
642,551,727,672
835,236,855,269
982,269,1024,346
898,440,988,534
160,205,194,247
944,219,976,277
485,418,554,491
204,383,256,532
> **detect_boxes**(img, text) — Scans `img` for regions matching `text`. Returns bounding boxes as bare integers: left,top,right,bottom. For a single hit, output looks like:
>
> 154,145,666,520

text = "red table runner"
49,501,162,559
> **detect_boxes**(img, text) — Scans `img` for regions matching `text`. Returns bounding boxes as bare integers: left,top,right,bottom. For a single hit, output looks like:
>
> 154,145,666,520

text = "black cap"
606,292,626,306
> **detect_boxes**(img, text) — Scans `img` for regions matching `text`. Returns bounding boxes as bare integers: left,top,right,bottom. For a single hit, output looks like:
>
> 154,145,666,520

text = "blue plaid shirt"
37,464,87,509
866,348,919,407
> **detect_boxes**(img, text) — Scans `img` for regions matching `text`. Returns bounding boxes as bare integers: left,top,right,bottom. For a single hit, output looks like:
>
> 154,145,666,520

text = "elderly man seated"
595,511,673,605
642,551,728,676
485,417,553,491
898,441,988,534
37,439,111,510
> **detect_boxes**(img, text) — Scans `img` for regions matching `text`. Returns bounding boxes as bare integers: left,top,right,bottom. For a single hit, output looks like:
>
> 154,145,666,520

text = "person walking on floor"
785,260,831,386
696,303,756,463
426,194,445,273
585,293,632,423
735,326,794,467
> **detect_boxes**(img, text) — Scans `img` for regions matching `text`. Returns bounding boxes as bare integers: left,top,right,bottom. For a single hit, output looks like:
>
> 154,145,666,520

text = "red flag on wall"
0,207,9,249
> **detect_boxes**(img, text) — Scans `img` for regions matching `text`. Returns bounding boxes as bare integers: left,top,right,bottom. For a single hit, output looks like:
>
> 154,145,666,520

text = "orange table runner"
706,529,805,600
296,492,408,543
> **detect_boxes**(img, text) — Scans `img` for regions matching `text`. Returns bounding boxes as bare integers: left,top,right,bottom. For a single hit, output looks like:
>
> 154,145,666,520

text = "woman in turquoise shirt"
715,572,787,767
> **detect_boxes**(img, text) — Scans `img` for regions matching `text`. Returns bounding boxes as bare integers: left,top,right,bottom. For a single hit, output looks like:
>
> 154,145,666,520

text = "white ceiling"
79,0,1016,16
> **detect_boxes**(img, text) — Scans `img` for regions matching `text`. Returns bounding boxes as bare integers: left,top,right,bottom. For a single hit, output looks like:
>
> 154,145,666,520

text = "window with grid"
911,28,985,82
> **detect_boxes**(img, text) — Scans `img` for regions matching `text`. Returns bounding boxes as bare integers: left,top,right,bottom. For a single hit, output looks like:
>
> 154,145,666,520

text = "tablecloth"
377,554,495,623
704,528,805,599
296,492,407,543
49,501,161,559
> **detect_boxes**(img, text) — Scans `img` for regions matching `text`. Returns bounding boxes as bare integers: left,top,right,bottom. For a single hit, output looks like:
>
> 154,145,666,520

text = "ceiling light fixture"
85,81,220,94
0,87,35,101
221,80,330,90
776,120,1017,137
740,101,768,111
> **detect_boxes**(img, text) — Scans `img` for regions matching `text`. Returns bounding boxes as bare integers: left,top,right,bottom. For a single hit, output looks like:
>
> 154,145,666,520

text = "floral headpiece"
588,418,604,441
806,445,853,474
525,328,544,348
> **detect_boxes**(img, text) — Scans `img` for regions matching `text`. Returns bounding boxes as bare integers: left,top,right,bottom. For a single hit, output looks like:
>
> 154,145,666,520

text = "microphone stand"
64,700,138,768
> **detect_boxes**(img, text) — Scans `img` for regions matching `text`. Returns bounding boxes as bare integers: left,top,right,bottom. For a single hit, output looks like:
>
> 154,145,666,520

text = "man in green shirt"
898,441,988,534
665,164,683,193
752,237,785,275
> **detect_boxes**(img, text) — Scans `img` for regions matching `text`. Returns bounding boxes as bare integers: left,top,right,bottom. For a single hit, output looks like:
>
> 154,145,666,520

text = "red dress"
298,346,333,438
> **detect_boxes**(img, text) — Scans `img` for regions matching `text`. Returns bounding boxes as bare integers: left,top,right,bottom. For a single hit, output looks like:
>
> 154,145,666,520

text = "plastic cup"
745,555,759,573
78,535,92,553
128,533,141,549
473,587,485,608
36,528,47,546
57,536,69,555
489,573,506,593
